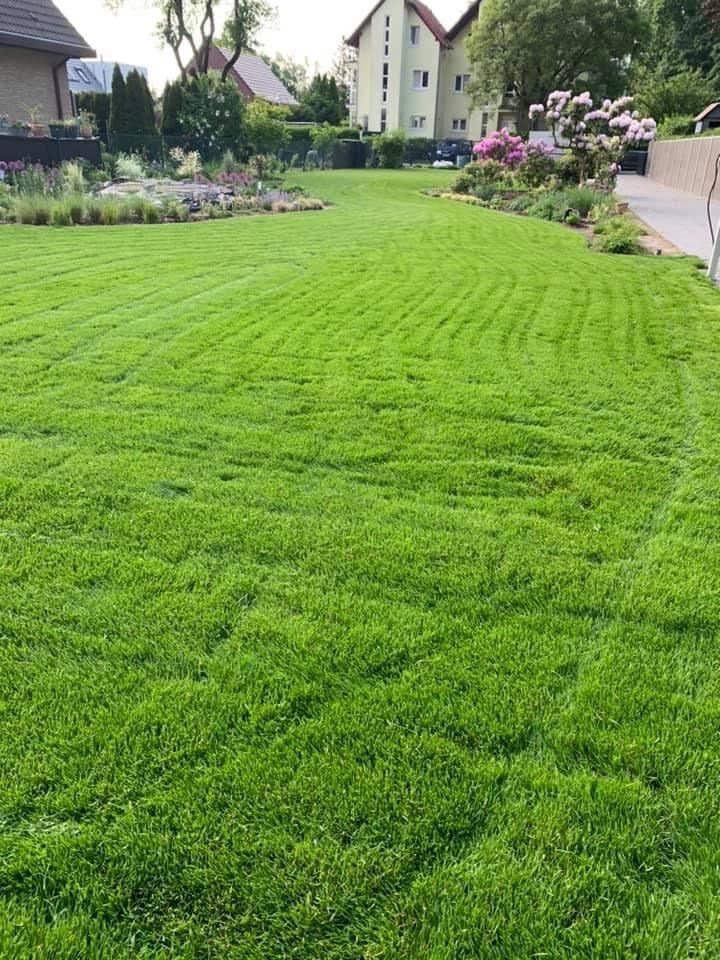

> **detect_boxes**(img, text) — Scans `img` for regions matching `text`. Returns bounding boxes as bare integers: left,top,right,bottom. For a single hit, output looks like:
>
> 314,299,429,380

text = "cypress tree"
124,69,147,136
161,81,185,136
109,64,127,135
140,74,158,135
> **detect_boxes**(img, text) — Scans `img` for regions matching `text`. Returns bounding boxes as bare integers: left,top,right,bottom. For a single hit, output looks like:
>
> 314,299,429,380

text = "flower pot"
63,125,79,139
49,123,64,139
615,201,629,215
30,123,45,138
79,125,93,139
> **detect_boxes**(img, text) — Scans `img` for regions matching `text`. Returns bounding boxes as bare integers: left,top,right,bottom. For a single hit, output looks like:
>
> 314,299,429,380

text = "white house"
346,0,518,140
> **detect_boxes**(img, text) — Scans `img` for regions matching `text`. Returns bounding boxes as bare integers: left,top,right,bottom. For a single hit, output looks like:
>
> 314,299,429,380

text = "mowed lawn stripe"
1,170,720,958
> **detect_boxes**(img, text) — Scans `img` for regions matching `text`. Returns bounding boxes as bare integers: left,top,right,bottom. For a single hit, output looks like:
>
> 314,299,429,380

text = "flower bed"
0,158,326,227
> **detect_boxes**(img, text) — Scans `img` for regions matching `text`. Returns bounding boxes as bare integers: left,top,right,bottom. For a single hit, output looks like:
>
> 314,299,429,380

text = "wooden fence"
647,136,720,197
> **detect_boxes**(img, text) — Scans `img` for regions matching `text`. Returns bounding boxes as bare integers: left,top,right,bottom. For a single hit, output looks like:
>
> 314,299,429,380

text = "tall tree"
261,53,310,99
107,0,272,81
109,64,128,135
294,73,344,125
466,0,641,129
125,70,156,135
161,81,185,135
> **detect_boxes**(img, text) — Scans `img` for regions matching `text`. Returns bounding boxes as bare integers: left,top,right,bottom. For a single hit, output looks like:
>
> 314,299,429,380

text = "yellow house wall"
399,10,441,138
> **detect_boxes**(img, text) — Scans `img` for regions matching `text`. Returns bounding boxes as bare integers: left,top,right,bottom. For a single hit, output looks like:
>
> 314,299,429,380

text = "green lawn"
2,169,720,959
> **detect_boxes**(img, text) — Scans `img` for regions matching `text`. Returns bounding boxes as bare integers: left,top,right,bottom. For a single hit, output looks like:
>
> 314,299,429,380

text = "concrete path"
615,173,720,261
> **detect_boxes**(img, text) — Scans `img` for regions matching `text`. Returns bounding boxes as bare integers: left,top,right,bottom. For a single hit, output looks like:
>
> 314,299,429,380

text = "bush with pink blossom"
528,91,656,183
473,128,527,168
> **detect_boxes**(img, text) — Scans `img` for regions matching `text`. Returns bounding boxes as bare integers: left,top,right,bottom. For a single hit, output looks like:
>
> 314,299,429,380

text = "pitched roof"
218,48,298,106
695,102,720,122
347,0,449,48
447,0,481,41
0,0,95,57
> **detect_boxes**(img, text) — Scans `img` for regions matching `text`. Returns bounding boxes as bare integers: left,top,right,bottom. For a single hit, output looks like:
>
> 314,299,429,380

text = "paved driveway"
615,174,720,261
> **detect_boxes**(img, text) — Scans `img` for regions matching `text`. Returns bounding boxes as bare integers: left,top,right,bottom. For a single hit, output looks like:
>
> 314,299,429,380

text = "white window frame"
410,115,426,129
410,25,420,46
454,74,470,94
451,118,467,132
412,70,429,90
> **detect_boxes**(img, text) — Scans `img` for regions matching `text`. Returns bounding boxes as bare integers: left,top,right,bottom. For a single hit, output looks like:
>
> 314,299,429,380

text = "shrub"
593,215,642,254
526,191,571,222
473,128,526,168
50,202,73,227
565,210,582,226
562,186,598,219
179,72,245,152
473,183,498,202
517,142,555,187
657,114,696,140
115,153,145,179
450,160,506,194
507,194,535,213
161,199,189,222
376,129,407,169
169,147,202,179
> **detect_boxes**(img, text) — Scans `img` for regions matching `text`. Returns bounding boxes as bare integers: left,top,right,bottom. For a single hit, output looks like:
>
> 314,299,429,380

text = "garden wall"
0,136,101,168
647,136,720,197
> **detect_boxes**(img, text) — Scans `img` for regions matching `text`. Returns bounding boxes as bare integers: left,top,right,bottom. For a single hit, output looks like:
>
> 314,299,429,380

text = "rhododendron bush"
471,130,554,186
529,91,656,183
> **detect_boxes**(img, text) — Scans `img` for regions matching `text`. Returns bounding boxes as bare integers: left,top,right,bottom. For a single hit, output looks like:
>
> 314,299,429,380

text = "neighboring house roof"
67,59,149,95
347,0,449,48
695,102,720,122
216,48,298,106
0,0,95,57
446,0,481,41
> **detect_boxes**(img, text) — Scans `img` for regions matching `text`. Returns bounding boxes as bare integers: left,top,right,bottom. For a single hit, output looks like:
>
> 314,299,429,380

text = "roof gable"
217,48,298,106
347,0,449,48
0,0,95,57
447,0,481,41
695,102,720,122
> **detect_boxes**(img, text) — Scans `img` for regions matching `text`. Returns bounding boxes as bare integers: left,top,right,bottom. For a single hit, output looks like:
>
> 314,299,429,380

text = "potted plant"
9,120,30,138
0,115,9,134
78,110,94,139
49,120,65,138
23,104,45,137
63,118,79,139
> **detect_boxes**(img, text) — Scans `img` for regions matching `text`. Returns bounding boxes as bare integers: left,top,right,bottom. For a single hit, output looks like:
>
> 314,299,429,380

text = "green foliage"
161,81,185,136
100,200,120,225
466,0,641,124
115,153,146,179
50,201,73,227
310,124,340,167
634,66,717,123
293,73,344,125
60,161,85,196
593,213,643,253
375,129,407,169
124,70,158,137
561,186,598,218
261,52,309,99
244,99,289,156
657,114,697,138
517,148,556,188
109,64,128,135
216,0,274,74
450,160,507,194
179,71,245,151
14,196,51,225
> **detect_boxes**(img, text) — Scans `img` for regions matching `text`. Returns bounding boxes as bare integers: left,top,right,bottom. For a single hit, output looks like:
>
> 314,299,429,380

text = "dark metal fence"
0,135,102,167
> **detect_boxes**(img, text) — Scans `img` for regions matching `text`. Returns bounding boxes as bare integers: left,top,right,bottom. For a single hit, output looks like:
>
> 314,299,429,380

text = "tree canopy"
466,0,642,126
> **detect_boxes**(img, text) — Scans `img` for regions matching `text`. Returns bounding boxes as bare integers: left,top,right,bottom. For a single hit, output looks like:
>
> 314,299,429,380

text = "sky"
54,0,470,90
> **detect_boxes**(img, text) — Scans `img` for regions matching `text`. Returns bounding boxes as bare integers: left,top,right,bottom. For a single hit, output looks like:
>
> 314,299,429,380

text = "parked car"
435,140,473,163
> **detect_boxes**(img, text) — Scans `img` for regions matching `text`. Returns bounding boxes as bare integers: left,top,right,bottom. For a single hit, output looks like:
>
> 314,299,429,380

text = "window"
382,90,388,103
410,115,426,129
454,74,470,93
505,83,516,97
385,15,390,26
384,43,390,56
380,108,387,133
452,118,467,132
481,112,489,137
410,25,420,45
412,70,429,89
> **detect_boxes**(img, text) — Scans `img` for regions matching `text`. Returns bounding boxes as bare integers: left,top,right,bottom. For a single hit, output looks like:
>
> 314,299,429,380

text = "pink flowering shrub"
528,91,656,183
473,128,527,168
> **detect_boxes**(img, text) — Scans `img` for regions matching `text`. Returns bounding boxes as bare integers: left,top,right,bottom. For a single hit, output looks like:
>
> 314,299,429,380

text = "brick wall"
0,45,73,124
